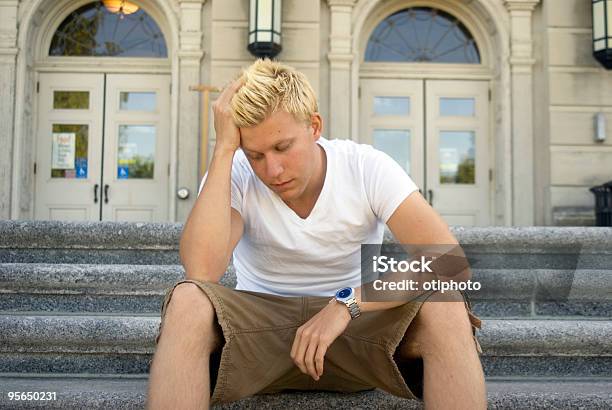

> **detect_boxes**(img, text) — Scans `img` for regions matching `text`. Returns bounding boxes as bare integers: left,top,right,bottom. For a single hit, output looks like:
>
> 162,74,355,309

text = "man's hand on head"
290,300,351,381
212,78,244,154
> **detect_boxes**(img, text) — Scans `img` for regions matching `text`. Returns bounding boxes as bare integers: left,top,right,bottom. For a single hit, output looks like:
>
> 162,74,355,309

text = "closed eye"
247,141,292,160
277,142,292,152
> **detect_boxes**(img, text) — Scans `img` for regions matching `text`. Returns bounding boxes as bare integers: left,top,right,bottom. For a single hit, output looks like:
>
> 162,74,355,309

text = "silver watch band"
344,297,361,319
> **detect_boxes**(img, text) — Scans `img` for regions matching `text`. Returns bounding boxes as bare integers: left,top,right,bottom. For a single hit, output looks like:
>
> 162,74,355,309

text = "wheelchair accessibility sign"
75,158,88,179
118,166,129,179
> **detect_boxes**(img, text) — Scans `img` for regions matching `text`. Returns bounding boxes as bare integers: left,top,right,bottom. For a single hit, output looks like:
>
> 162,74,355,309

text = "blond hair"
231,59,318,128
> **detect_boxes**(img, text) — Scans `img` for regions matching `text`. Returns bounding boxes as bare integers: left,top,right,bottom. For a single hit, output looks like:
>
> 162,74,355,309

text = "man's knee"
162,282,223,352
400,293,473,358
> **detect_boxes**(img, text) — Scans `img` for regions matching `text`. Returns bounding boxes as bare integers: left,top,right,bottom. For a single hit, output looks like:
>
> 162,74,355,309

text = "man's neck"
285,144,327,218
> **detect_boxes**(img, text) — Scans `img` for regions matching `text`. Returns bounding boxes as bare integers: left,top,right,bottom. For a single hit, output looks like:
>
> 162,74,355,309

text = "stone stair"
0,221,611,409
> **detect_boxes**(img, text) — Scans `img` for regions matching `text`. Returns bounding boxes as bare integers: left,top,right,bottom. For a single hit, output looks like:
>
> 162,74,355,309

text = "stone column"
505,0,540,225
326,0,355,140
0,0,18,219
176,0,205,222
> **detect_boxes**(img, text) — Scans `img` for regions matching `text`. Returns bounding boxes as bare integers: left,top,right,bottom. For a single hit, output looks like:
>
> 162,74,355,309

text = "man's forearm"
179,147,236,281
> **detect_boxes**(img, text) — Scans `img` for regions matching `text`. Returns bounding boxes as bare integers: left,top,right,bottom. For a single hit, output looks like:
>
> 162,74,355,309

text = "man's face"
239,110,323,204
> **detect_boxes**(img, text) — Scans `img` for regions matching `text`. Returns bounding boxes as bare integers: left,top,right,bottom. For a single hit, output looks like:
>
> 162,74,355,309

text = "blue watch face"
337,287,351,299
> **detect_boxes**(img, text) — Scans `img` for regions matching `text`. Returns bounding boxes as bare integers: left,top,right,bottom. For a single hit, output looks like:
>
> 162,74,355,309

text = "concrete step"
0,263,233,314
0,315,610,378
0,374,610,409
2,222,611,267
0,221,180,265
1,262,610,317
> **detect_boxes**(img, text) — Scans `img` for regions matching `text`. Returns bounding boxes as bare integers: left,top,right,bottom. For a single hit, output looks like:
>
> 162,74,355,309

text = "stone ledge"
0,221,182,250
3,353,610,378
1,264,609,306
0,263,237,290
1,316,610,357
0,376,610,409
2,221,612,251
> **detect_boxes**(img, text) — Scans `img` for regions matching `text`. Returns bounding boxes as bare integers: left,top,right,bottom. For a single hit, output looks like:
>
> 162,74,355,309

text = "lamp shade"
103,0,139,15
593,0,612,68
248,0,282,58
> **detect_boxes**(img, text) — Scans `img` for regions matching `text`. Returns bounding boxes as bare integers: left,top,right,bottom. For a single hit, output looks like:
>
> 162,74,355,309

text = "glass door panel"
439,98,475,117
373,129,412,174
439,131,475,184
53,91,90,109
117,125,156,179
373,96,411,116
119,92,157,111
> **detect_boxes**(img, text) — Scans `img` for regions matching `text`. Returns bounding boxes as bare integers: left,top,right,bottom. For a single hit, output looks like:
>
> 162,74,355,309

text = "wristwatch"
331,287,361,320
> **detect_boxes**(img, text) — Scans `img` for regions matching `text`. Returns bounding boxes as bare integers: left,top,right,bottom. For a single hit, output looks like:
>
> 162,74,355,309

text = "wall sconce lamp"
592,0,612,68
248,0,282,58
595,113,607,142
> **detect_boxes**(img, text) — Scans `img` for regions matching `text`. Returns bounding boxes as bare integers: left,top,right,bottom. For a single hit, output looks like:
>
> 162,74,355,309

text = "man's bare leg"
399,296,486,409
146,283,223,410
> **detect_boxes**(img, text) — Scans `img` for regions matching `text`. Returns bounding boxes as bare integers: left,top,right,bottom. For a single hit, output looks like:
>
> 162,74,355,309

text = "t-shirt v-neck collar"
273,139,331,226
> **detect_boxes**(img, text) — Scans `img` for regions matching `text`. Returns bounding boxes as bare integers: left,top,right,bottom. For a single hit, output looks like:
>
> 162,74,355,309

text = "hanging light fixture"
592,0,612,68
102,0,139,16
248,0,282,58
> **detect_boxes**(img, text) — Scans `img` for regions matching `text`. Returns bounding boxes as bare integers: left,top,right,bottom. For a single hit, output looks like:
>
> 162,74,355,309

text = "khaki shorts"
154,279,482,405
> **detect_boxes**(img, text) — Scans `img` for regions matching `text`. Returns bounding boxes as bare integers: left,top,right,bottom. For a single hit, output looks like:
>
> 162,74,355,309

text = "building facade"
0,0,610,226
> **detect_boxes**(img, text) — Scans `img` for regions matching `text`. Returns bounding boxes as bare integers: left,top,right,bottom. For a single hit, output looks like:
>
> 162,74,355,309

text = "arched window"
49,2,167,57
365,7,480,64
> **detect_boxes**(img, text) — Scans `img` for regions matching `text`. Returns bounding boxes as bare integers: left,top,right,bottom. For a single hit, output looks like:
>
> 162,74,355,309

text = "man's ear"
310,113,323,139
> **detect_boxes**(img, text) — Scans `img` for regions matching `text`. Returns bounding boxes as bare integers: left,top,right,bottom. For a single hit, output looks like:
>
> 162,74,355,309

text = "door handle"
94,184,99,203
104,184,110,204
427,189,434,206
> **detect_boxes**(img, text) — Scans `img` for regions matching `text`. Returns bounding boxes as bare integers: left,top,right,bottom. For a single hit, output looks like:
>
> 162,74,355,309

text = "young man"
146,59,485,409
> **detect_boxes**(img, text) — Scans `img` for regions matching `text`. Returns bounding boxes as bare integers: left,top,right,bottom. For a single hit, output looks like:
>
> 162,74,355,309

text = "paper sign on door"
52,133,75,169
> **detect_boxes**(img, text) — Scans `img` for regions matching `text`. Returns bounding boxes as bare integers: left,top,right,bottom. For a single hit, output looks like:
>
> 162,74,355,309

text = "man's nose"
266,154,284,179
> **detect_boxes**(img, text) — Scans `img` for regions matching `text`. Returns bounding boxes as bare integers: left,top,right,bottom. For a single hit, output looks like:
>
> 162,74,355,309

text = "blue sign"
75,158,88,179
118,166,129,179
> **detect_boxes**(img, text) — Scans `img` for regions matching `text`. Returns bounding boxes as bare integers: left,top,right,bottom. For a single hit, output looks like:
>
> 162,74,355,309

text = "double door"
35,73,170,221
360,79,491,226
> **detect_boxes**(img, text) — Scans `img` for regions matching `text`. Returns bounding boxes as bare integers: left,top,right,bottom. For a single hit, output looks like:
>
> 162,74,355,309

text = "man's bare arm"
179,80,245,283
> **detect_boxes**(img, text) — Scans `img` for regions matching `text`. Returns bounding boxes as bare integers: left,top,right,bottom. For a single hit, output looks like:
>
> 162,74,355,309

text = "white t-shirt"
198,137,419,297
